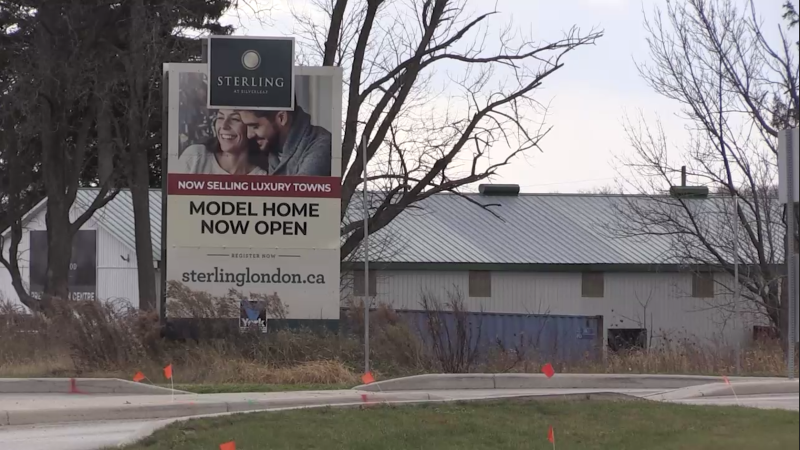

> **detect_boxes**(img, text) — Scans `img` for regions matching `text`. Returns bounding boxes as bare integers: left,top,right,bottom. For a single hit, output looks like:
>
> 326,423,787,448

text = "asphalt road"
0,391,796,450
0,420,156,450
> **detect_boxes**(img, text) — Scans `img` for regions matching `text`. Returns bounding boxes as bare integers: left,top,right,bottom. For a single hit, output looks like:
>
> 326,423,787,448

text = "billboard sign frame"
161,62,343,323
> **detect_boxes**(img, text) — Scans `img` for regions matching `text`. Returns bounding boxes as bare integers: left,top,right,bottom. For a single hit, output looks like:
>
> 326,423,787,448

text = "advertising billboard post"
778,128,799,204
780,128,798,379
163,52,342,329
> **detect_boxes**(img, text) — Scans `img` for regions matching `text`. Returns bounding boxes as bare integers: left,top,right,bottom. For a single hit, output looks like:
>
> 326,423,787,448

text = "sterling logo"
241,50,261,70
215,50,280,91
207,36,293,109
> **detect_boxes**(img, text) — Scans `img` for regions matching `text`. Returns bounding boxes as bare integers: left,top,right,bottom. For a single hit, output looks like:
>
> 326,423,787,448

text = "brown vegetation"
0,287,794,385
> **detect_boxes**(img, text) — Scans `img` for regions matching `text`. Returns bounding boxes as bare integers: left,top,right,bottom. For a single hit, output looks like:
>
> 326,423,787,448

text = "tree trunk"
43,205,72,302
131,156,157,310
97,95,115,186
128,0,157,311
36,4,73,305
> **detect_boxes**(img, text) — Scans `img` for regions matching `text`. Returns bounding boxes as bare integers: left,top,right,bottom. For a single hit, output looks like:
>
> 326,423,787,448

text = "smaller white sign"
165,247,340,320
778,128,799,204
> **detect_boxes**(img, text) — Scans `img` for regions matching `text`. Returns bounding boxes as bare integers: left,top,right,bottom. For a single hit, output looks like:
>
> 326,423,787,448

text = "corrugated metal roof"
345,194,677,265
344,192,784,265
68,189,784,266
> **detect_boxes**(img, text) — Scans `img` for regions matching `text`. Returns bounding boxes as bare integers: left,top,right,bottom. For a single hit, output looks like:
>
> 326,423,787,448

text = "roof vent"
478,184,520,196
669,166,709,199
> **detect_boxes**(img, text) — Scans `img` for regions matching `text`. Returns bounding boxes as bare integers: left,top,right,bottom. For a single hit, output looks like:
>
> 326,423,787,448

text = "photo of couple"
174,72,333,177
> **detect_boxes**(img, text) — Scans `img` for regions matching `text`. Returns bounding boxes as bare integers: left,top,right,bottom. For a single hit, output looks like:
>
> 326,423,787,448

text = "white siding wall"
0,205,143,309
96,225,140,306
344,270,767,347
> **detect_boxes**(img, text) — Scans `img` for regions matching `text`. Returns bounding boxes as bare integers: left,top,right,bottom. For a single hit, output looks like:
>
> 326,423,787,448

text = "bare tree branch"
611,0,796,340
292,0,601,260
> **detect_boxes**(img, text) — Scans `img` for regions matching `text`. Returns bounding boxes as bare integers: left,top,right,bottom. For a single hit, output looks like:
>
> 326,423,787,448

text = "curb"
646,380,799,401
352,373,786,392
0,378,186,396
0,391,440,427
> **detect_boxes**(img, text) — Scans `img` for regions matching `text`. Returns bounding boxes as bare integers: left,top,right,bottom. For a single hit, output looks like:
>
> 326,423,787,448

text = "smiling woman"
176,109,269,175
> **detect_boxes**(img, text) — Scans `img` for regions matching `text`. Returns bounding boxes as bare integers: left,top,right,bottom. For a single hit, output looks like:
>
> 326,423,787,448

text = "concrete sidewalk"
0,388,667,427
672,393,800,411
353,373,790,392
645,379,799,401
0,390,433,426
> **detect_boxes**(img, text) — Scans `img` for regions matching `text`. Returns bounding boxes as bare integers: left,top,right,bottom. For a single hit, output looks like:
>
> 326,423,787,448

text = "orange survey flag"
133,371,146,383
361,372,375,384
548,425,555,443
219,442,236,450
542,363,555,379
163,364,173,380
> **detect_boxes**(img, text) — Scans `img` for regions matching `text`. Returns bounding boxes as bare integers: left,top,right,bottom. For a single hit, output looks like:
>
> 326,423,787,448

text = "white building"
2,186,778,348
0,190,162,307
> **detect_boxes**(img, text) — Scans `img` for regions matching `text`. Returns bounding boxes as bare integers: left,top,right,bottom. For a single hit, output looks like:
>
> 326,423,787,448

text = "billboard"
29,230,97,301
163,63,342,322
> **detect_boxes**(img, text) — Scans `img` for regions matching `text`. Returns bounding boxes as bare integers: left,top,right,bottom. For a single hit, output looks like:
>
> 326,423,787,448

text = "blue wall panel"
397,310,602,363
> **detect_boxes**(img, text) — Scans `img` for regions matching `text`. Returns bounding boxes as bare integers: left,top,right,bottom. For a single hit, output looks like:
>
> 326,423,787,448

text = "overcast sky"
220,0,792,193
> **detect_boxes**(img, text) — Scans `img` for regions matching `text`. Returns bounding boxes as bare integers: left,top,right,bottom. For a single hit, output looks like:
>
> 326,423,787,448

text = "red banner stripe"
167,173,341,198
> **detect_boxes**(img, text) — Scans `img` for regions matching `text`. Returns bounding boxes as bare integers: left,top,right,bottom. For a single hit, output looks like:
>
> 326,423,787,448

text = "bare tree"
0,1,232,311
419,287,483,373
614,287,657,349
121,0,161,312
1,2,120,309
113,1,231,311
292,0,603,259
612,0,798,340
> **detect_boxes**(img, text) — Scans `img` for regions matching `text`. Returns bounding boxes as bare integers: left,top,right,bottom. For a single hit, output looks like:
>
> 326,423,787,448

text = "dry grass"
0,292,396,384
267,361,358,385
0,355,74,378
1,290,796,385
481,340,793,377
144,359,358,385
598,341,791,377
